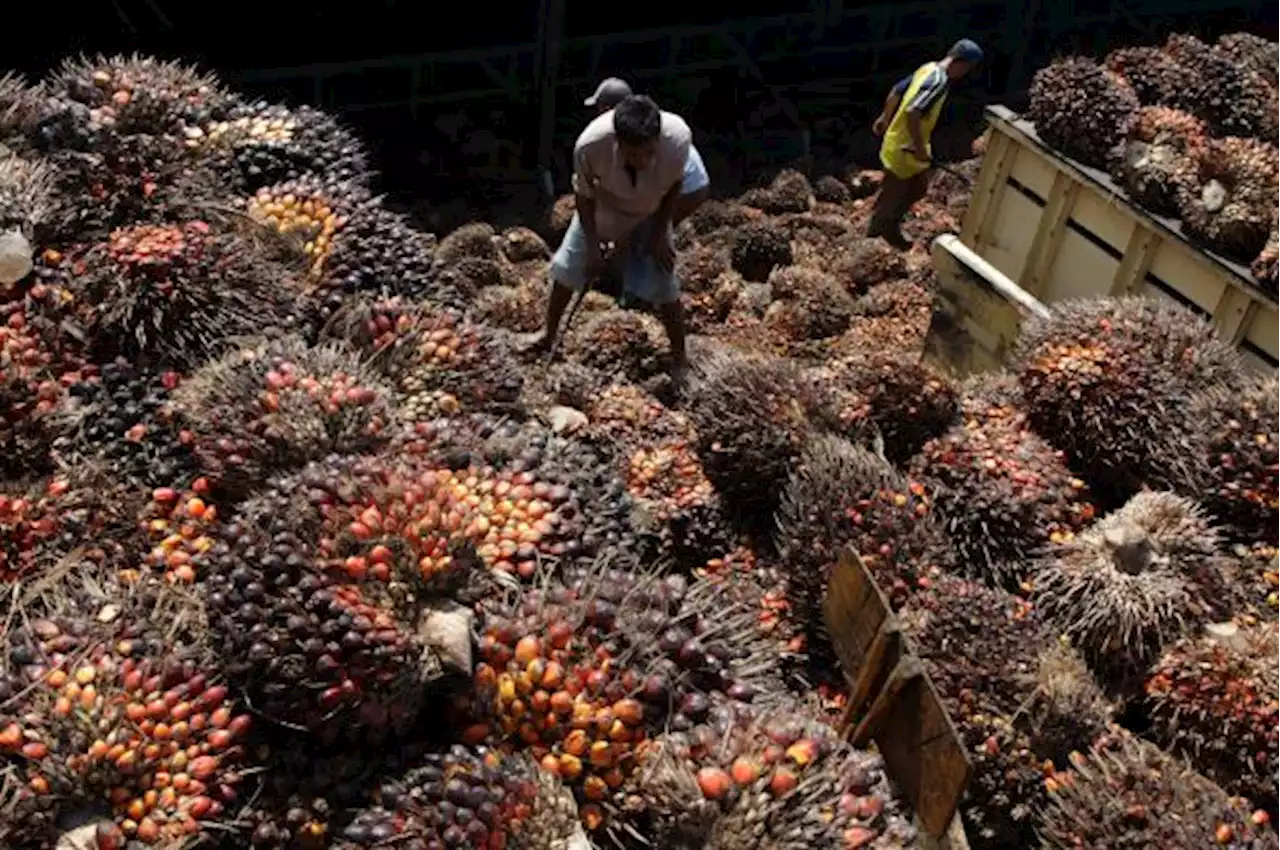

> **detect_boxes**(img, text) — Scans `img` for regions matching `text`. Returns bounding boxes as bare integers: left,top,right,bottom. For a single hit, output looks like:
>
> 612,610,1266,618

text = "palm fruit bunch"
0,576,251,846
812,174,851,204
135,480,218,584
1174,135,1279,262
34,55,231,143
776,212,857,258
199,451,530,744
1164,33,1278,142
54,359,197,490
547,194,576,239
434,221,499,265
683,200,760,240
465,567,780,835
1012,296,1242,501
584,382,694,452
0,155,57,252
763,265,855,342
1144,623,1278,815
798,363,877,447
1032,491,1234,679
683,348,818,522
625,700,920,849
831,280,933,357
897,574,1069,846
825,353,958,465
199,99,370,192
1040,728,1276,849
326,296,522,421
678,248,740,332
0,470,132,583
730,221,793,283
1112,106,1208,216
1027,57,1140,168
1103,46,1197,108
829,236,907,296
624,439,735,570
739,169,812,215
332,746,586,850
172,336,397,498
776,435,941,663
397,415,638,569
0,72,37,141
66,217,305,369
1216,32,1279,86
497,225,551,264
471,278,550,333
1190,372,1278,544
247,176,445,310
564,309,667,383
912,373,1095,589
0,290,91,477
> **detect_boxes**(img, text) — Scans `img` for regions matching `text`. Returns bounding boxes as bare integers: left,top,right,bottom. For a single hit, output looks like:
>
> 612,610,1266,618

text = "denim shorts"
550,212,681,305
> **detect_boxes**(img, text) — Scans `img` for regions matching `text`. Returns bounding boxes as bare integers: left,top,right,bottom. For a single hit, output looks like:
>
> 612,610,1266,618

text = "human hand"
900,144,931,163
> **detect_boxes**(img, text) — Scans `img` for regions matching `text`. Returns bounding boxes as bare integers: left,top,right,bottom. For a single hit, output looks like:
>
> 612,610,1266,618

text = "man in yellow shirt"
868,39,983,249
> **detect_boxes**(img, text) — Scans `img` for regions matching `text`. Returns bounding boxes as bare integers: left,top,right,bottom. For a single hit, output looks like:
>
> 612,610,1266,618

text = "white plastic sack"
0,229,33,285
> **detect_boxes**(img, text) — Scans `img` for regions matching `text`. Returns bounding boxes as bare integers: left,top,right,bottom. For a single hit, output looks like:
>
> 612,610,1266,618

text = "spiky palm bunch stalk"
67,219,307,369
172,336,398,498
0,73,38,143
434,221,500,265
1144,623,1279,815
325,296,522,420
199,99,370,192
0,570,252,847
1040,728,1275,849
1033,491,1235,676
912,373,1095,588
1103,46,1198,108
1190,372,1279,544
683,349,818,523
730,221,793,283
1174,135,1279,262
1112,106,1208,216
1164,34,1278,142
1012,296,1242,501
776,434,942,666
1027,57,1140,168
624,439,736,570
812,174,852,204
0,156,56,247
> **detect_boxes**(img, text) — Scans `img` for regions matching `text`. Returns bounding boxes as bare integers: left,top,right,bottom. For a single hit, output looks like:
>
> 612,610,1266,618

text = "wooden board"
824,549,972,840
959,105,1278,372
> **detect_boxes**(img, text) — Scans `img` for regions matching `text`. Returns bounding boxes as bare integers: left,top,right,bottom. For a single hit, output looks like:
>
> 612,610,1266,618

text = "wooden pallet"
957,105,1277,373
824,548,972,848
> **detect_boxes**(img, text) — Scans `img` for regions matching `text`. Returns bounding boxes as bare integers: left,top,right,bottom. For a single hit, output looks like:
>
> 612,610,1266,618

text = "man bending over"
528,95,692,376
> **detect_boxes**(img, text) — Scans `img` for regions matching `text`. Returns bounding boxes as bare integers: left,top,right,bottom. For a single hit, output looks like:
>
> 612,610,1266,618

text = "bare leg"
526,281,576,353
657,300,688,374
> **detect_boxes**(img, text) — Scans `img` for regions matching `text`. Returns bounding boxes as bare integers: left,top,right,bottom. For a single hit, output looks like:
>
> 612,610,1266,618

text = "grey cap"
584,77,633,109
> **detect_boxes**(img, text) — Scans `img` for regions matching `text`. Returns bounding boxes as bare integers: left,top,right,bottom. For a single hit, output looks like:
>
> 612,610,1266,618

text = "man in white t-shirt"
528,95,692,374
584,78,710,224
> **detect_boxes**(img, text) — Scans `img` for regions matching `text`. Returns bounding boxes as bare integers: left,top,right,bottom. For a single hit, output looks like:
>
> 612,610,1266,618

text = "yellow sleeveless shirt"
880,62,949,179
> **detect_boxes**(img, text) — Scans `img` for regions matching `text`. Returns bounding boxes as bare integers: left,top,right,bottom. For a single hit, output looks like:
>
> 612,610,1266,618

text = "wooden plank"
972,135,1019,252
1109,228,1159,295
854,657,971,839
1245,307,1280,365
824,549,972,841
960,130,1015,246
1214,286,1258,345
1018,172,1079,295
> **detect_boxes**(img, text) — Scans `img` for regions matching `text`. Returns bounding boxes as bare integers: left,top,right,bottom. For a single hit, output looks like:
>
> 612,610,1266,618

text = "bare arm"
876,90,903,131
571,144,601,247
651,180,683,234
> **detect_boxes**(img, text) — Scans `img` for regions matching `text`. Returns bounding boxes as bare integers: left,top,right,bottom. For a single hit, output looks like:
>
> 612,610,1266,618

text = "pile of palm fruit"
0,40,1275,850
1028,32,1280,292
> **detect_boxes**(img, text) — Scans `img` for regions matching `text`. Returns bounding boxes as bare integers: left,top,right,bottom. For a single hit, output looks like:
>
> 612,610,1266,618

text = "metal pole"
536,0,566,195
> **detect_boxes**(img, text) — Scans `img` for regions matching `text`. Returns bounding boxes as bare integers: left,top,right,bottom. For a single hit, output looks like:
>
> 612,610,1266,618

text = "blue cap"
948,39,984,63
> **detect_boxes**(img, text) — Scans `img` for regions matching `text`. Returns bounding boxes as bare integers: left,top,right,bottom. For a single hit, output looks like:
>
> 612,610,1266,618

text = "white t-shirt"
572,109,691,242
